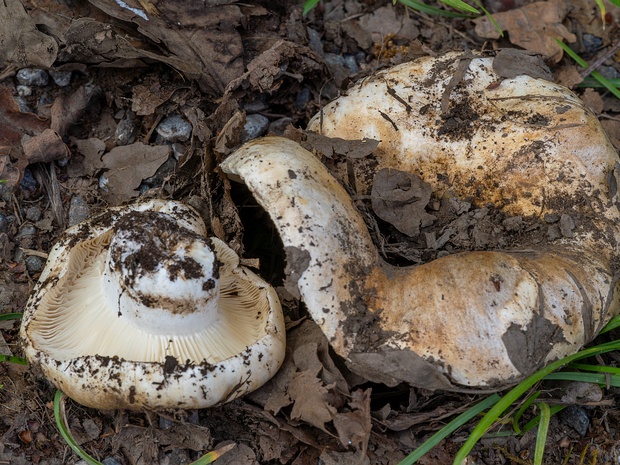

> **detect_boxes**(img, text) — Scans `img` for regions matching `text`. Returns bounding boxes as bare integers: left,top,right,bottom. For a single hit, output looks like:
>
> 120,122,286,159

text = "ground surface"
2,0,620,463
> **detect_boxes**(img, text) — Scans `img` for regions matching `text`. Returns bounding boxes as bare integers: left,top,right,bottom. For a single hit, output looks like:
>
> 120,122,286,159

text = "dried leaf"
288,367,337,431
474,0,576,63
20,129,69,164
0,0,58,67
87,0,245,96
333,389,372,451
0,87,48,148
101,142,170,205
50,85,97,137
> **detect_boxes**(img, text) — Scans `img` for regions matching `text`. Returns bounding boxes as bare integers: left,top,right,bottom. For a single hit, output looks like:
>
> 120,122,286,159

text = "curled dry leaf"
474,0,576,63
0,0,58,67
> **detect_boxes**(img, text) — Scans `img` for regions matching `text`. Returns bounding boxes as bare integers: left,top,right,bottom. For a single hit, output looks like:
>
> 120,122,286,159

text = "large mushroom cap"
221,52,620,391
20,199,285,410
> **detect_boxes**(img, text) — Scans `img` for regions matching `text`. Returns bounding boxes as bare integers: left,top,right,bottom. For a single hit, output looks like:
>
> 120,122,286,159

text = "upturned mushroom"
20,199,285,409
221,52,620,391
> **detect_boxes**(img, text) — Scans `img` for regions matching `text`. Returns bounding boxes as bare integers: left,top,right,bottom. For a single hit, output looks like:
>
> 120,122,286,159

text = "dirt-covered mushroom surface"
3,0,620,464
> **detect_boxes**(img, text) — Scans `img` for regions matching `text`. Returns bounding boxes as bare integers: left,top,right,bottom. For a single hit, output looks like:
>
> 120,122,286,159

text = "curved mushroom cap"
307,52,618,221
20,199,285,410
221,52,620,391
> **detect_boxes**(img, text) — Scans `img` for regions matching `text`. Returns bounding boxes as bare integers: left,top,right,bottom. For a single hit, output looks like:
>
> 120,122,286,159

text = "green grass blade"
439,0,479,14
522,405,565,434
0,313,22,321
189,443,236,465
512,391,540,434
555,39,620,100
599,314,620,334
452,339,620,464
544,371,620,386
0,354,28,365
54,390,103,465
398,393,501,465
568,363,620,374
397,0,472,18
302,0,319,15
533,403,550,465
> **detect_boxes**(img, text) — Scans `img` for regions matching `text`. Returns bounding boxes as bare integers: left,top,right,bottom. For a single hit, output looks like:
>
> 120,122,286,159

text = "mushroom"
220,52,620,391
20,199,285,409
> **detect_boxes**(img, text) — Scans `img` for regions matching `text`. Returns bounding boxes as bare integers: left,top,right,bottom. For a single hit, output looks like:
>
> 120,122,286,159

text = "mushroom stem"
221,137,620,390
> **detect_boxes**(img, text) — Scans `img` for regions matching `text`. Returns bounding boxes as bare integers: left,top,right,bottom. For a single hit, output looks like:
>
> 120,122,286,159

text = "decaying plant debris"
2,0,620,464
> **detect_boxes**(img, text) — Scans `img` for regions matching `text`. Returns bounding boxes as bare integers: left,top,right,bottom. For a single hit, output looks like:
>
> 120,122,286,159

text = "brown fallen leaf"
474,0,576,63
288,364,338,431
100,142,170,205
601,119,620,150
87,0,245,96
68,137,107,177
0,87,48,148
50,85,97,137
0,0,58,67
20,129,69,165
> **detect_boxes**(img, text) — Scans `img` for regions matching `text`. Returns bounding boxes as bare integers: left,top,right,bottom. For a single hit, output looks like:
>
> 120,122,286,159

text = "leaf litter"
1,0,620,464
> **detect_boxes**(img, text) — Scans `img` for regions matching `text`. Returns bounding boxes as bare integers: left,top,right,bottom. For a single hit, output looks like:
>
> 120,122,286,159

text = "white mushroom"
220,53,620,391
20,199,285,409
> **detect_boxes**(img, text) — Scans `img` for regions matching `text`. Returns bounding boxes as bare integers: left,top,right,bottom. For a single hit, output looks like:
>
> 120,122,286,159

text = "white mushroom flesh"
21,199,285,409
221,53,620,391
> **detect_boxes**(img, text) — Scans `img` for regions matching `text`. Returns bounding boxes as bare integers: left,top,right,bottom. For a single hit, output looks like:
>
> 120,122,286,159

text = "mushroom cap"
20,199,285,410
222,52,620,391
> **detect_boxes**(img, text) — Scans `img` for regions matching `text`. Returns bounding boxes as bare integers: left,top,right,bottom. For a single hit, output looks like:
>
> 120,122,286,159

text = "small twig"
581,41,620,78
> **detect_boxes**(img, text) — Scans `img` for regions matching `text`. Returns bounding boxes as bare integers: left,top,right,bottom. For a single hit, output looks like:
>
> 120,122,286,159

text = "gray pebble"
323,52,346,68
268,117,293,135
307,27,323,54
582,34,603,54
115,116,138,146
547,225,562,240
243,95,268,113
68,196,90,227
543,212,560,223
49,69,72,87
98,173,109,191
560,213,576,238
25,255,45,274
502,216,523,232
0,214,8,233
243,114,270,141
156,115,192,142
343,54,359,75
16,224,37,240
560,405,590,436
16,85,32,97
102,458,122,465
296,87,311,110
24,206,42,222
15,96,32,113
159,416,174,430
16,68,49,87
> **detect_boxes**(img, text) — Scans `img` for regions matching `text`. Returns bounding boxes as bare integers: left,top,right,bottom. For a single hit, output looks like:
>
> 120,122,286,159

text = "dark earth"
2,0,620,463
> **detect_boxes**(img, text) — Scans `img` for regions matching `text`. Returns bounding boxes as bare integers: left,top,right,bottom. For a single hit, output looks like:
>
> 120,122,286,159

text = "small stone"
243,95,268,113
296,87,311,110
25,255,45,274
543,212,560,223
102,458,122,465
343,54,359,74
307,27,323,54
99,173,110,191
15,96,32,113
16,85,32,97
243,114,269,142
82,418,100,439
16,68,49,87
68,196,90,227
159,416,174,430
502,216,523,232
156,115,192,142
268,117,293,135
0,214,8,233
560,213,575,238
20,169,37,193
582,34,603,54
16,224,37,240
49,69,72,87
115,116,138,146
547,225,562,240
559,405,590,436
24,206,42,222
